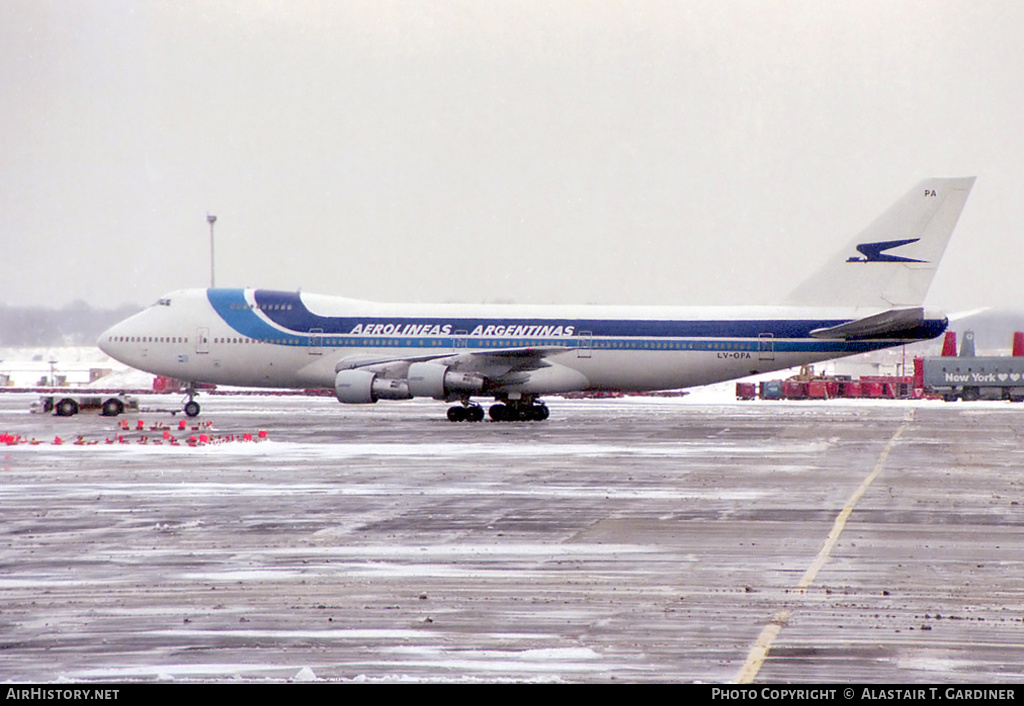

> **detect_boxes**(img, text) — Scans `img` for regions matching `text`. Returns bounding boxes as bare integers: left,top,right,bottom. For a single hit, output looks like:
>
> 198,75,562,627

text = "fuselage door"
577,330,593,359
758,333,775,361
309,328,324,356
196,327,210,354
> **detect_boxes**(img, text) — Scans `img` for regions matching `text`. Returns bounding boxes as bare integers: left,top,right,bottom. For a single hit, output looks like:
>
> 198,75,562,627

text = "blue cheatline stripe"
206,288,944,354
207,289,293,342
247,288,852,338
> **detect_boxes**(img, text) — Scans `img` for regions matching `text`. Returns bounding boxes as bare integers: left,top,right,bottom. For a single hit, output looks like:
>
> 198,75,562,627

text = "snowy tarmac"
1,391,1023,683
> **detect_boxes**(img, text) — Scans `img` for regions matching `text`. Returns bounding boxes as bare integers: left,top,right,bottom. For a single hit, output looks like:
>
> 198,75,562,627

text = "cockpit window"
153,298,171,307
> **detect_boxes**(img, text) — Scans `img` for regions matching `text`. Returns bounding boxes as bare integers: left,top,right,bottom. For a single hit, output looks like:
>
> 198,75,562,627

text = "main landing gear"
489,400,549,422
445,396,550,422
446,403,485,422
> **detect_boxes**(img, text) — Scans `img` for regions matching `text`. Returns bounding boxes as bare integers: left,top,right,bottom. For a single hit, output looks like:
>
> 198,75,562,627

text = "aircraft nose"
97,322,124,359
97,326,114,356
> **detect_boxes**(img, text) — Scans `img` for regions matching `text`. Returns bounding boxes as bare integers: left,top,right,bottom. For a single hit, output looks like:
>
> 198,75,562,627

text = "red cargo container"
153,375,183,393
862,381,884,397
782,380,807,399
735,382,757,400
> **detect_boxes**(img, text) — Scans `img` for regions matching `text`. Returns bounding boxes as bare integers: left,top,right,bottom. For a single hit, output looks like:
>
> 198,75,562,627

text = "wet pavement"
1,392,1022,683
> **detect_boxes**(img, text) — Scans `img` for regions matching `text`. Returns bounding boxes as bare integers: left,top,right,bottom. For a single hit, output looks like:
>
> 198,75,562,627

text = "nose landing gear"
182,384,201,417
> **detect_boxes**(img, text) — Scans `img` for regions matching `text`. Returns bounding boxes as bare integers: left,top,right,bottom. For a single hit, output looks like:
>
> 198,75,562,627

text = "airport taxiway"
1,392,1022,683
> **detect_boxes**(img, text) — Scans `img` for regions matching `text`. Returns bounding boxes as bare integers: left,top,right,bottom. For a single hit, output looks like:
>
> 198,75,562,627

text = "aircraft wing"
334,345,573,380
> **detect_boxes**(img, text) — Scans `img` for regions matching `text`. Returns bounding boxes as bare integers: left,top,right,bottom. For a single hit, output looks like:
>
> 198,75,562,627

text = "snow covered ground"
0,346,119,387
2,391,1022,682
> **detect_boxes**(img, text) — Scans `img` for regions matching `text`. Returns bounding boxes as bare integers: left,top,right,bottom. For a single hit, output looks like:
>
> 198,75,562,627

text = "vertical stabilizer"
959,330,976,358
786,177,975,308
941,331,957,357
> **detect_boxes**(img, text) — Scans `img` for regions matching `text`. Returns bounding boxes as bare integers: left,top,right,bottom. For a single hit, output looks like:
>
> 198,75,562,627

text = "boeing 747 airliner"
99,177,975,421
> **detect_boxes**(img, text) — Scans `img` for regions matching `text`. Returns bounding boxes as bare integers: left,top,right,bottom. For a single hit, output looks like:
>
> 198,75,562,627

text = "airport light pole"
207,213,217,288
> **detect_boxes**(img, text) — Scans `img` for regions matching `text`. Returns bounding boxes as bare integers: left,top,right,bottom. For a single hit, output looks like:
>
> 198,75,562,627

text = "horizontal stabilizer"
809,307,932,340
947,307,990,322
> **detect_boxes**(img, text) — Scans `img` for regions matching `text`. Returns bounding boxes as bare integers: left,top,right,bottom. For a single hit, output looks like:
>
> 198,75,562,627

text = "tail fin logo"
846,238,925,263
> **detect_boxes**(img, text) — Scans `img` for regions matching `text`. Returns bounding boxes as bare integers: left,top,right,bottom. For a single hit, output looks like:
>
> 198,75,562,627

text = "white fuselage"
95,179,974,415
98,288,946,398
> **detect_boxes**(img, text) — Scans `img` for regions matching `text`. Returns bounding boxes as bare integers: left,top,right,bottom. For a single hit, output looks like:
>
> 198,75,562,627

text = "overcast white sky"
2,0,1021,312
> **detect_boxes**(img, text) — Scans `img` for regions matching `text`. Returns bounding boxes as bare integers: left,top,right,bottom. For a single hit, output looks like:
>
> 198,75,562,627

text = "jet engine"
407,362,485,399
334,369,411,404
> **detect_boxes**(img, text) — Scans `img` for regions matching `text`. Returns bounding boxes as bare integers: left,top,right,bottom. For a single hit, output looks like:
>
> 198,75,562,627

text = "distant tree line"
0,301,141,346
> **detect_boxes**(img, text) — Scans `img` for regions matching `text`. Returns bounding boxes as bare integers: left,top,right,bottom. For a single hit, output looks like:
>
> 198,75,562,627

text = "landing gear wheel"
448,405,484,422
55,398,79,417
444,405,483,422
489,401,549,422
184,400,201,417
101,398,125,417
